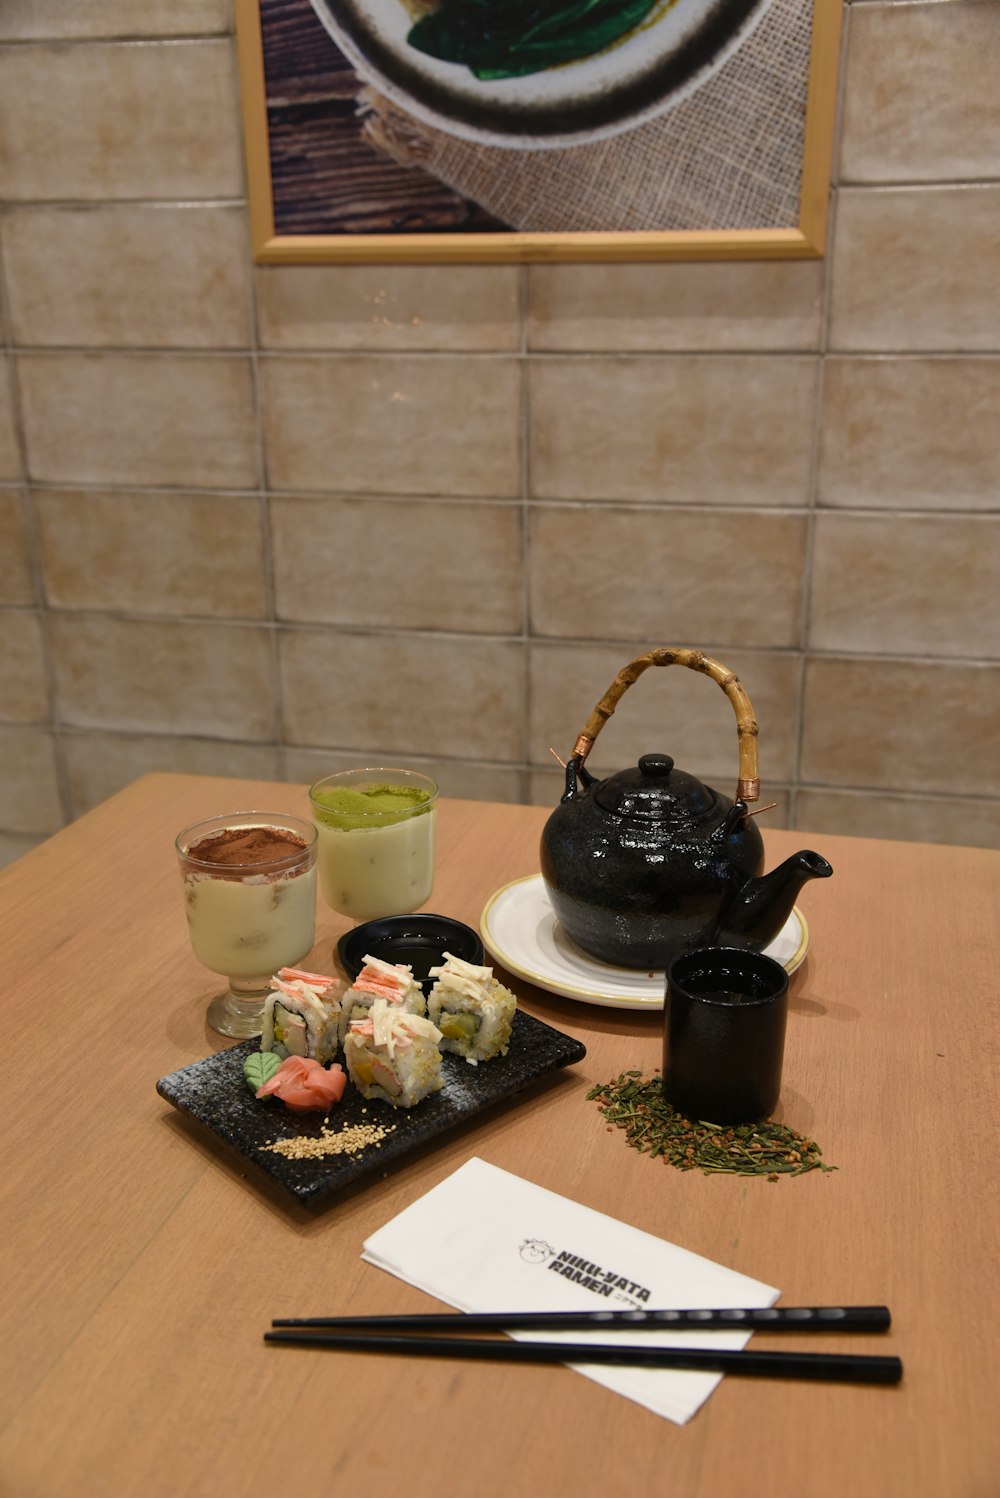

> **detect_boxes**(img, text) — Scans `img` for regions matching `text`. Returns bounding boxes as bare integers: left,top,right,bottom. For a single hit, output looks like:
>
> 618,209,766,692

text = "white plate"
309,0,775,149
480,874,809,1010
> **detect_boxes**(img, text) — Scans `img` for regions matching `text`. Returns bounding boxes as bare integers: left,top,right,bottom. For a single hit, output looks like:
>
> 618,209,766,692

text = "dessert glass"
309,768,438,923
176,811,318,1038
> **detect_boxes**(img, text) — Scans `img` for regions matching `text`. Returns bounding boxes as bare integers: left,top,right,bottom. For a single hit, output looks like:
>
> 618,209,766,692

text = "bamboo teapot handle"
569,647,760,804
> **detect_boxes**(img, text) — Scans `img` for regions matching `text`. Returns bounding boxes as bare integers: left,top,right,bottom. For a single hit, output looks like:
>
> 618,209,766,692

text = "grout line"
2,603,994,670
519,263,533,803
0,34,234,49
4,479,999,519
241,212,287,782
0,233,76,826
787,0,855,832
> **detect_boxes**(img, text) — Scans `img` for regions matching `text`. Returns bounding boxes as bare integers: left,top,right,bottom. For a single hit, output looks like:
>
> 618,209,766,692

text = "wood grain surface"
1,773,998,1497
261,0,508,234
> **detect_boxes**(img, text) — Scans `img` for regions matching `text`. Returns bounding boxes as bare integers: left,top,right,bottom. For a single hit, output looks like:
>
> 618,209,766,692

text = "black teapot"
540,648,832,971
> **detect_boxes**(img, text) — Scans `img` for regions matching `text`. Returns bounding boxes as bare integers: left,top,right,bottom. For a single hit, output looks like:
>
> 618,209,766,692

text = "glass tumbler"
309,767,438,923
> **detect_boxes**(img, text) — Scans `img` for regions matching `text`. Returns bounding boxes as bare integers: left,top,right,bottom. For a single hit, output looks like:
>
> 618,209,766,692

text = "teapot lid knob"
638,753,674,778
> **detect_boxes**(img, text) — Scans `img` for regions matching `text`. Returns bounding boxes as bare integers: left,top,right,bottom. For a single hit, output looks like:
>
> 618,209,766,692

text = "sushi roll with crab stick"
261,967,343,1064
339,953,425,1044
343,999,443,1108
427,952,516,1065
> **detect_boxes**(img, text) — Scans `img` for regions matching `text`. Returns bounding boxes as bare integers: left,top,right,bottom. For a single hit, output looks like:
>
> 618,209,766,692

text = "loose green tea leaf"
588,1071,837,1179
407,0,659,80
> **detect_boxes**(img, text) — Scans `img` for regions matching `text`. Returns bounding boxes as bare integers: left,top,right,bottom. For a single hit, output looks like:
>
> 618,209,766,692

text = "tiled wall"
0,0,998,868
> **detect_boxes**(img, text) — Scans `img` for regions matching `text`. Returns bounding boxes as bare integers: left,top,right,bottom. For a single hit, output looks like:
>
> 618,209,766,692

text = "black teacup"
663,947,789,1124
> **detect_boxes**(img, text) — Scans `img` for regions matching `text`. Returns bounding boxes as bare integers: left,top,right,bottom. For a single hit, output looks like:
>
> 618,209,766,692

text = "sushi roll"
261,967,343,1064
427,952,516,1066
339,953,425,1043
343,999,443,1108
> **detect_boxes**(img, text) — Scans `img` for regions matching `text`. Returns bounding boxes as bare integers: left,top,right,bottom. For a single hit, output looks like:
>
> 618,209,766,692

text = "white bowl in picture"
308,0,777,149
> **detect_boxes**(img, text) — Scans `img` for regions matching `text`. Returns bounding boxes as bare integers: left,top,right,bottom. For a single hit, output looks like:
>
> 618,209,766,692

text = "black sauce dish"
337,913,485,990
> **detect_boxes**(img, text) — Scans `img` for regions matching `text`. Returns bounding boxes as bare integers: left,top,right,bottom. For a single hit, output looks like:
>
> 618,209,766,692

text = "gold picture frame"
236,0,844,263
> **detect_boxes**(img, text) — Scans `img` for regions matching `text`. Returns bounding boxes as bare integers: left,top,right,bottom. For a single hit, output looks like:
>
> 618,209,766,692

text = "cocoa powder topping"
187,825,308,870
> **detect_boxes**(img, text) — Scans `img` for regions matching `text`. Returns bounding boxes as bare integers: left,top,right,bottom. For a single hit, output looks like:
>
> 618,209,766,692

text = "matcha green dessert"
312,782,434,832
309,773,439,921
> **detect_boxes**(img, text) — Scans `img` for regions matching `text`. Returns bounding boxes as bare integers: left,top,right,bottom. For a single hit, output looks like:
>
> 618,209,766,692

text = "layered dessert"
310,773,437,921
180,822,317,985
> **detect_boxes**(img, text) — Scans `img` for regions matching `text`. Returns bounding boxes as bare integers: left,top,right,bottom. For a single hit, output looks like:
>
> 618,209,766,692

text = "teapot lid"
592,753,718,824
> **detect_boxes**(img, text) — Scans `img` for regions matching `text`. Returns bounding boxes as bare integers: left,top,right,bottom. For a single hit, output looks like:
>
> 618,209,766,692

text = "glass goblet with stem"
176,810,318,1038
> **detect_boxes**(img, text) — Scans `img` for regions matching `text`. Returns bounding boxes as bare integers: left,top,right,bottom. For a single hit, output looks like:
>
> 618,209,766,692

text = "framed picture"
236,0,843,263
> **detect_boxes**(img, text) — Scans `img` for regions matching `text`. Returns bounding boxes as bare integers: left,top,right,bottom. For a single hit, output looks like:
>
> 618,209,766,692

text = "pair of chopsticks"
265,1304,902,1384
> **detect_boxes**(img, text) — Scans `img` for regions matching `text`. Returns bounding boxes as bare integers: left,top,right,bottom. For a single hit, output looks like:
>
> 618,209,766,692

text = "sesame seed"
264,1120,395,1160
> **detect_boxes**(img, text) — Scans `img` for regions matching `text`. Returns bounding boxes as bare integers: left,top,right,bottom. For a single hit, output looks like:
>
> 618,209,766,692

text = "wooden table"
2,773,998,1498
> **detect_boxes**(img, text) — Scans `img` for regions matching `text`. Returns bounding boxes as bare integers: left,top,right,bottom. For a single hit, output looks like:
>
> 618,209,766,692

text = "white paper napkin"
363,1157,778,1424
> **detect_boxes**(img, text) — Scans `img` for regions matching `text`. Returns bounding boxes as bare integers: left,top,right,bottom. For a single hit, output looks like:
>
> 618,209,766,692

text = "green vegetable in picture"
407,0,660,80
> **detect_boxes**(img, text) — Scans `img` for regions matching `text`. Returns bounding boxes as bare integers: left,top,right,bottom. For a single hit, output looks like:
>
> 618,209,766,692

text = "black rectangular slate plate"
156,1009,586,1207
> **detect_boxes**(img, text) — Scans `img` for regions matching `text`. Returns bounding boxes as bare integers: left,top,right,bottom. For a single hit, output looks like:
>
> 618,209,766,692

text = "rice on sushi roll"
261,967,343,1064
427,953,516,1066
343,999,443,1108
339,953,425,1044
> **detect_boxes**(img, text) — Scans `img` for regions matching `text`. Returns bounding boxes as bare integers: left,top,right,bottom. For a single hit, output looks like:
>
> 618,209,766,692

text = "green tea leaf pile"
588,1071,836,1180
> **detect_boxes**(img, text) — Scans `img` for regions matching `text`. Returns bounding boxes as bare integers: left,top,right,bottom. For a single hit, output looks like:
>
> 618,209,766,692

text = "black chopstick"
263,1330,902,1384
271,1304,891,1334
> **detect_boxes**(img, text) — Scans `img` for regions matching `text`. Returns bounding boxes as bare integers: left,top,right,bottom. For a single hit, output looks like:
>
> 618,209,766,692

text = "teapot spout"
716,850,833,952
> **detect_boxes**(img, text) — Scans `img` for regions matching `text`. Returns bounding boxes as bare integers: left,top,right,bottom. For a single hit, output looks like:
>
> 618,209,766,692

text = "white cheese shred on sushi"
344,999,443,1107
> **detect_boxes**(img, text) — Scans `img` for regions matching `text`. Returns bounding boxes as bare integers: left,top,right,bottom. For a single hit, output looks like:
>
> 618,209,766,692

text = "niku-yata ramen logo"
519,1240,651,1304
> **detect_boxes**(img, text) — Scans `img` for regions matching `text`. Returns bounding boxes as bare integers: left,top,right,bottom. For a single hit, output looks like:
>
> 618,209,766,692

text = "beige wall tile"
796,787,1000,851
840,1,1000,183
4,206,252,349
0,3,230,39
528,764,792,826
0,610,48,723
530,505,806,648
49,616,276,738
801,657,999,797
528,261,824,352
0,832,46,869
62,733,280,819
271,496,522,633
18,355,259,489
285,747,525,804
830,187,1000,351
0,358,23,481
260,356,521,497
529,357,816,503
36,490,268,619
0,726,62,833
255,266,521,352
809,514,1000,659
819,358,1000,511
280,631,525,762
529,642,801,783
0,41,242,200
0,492,34,604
